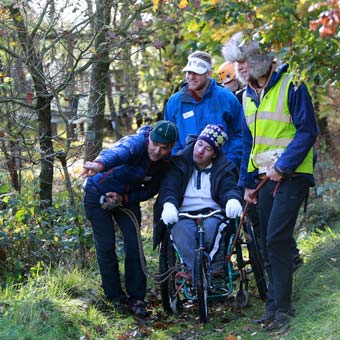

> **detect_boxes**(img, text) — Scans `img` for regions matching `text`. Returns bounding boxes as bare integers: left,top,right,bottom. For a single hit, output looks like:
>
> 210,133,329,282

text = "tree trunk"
36,96,54,206
107,73,122,140
9,6,54,207
0,58,20,192
84,0,113,162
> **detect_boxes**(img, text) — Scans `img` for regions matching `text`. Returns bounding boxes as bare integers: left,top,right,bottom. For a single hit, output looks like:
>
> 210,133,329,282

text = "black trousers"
84,188,146,303
258,176,309,313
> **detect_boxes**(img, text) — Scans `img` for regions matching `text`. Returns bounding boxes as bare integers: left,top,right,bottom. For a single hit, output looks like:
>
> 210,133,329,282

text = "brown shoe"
253,310,275,325
265,310,293,331
127,300,151,319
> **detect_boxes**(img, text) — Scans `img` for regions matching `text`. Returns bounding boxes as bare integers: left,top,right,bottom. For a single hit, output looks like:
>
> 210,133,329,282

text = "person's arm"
214,162,244,218
80,161,105,177
157,161,182,209
238,116,257,188
274,82,319,176
164,98,182,155
222,95,243,169
94,136,139,170
218,166,243,205
163,100,172,122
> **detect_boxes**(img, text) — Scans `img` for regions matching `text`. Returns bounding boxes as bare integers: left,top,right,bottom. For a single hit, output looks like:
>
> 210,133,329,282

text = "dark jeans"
258,177,309,314
248,200,300,259
84,188,146,303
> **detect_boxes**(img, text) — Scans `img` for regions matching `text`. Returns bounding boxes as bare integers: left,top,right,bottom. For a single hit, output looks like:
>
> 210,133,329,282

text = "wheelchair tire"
235,289,249,308
159,230,183,314
194,249,209,323
244,219,268,300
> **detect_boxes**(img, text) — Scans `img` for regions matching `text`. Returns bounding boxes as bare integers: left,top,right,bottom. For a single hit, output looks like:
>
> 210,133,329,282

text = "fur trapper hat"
222,32,274,80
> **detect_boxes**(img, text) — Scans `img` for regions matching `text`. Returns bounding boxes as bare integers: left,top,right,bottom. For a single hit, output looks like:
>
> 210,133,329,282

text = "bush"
0,187,94,284
297,183,340,234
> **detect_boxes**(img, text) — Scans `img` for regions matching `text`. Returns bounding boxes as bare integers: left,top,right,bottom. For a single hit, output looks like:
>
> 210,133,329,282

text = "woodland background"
0,1,340,339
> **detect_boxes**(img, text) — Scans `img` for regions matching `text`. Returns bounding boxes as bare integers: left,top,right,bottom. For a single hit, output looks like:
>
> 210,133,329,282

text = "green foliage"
0,185,94,283
297,183,340,234
0,267,110,340
0,227,272,340
152,0,340,116
2,215,340,339
292,229,340,339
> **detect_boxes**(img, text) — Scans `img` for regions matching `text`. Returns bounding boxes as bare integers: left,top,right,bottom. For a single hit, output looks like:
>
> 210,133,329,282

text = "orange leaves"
152,0,203,11
152,0,160,12
179,0,189,9
225,335,238,340
309,1,340,38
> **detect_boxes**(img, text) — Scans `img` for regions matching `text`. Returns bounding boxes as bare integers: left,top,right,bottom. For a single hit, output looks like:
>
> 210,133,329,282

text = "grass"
289,229,340,340
1,206,340,339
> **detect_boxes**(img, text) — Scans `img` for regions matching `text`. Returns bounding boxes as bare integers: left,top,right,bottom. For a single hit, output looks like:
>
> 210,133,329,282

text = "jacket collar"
180,79,216,102
246,63,289,104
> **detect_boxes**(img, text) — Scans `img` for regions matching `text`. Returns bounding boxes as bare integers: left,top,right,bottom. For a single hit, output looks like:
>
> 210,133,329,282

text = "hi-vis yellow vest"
243,74,314,174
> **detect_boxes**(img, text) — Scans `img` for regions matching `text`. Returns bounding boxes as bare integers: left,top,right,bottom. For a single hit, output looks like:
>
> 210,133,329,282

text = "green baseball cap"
150,120,178,144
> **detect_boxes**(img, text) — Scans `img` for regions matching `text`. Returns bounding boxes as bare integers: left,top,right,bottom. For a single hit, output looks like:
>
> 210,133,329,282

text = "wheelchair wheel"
243,219,267,300
194,249,209,323
235,288,249,308
159,230,183,314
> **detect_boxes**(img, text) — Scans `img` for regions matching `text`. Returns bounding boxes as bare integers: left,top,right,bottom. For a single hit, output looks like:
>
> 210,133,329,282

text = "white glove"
161,202,179,225
225,199,243,219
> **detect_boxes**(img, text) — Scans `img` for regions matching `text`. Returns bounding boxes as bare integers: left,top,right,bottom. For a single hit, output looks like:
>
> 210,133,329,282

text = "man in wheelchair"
154,124,243,277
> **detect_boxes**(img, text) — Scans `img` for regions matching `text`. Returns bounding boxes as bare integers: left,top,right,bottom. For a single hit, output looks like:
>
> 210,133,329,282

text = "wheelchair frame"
159,209,267,323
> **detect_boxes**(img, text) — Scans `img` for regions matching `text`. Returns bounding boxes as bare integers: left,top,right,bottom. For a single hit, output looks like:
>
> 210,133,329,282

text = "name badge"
182,110,194,119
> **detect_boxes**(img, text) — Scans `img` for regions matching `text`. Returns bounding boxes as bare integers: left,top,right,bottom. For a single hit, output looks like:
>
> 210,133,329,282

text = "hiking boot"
252,310,275,325
265,310,293,331
127,300,151,319
111,295,128,313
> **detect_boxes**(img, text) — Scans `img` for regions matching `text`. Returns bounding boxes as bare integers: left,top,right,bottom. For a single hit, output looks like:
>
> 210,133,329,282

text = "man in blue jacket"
164,50,243,169
222,32,319,331
81,120,178,318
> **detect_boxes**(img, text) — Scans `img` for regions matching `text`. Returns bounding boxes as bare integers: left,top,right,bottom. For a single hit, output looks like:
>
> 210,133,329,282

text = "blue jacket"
239,64,319,188
83,126,170,205
164,79,243,169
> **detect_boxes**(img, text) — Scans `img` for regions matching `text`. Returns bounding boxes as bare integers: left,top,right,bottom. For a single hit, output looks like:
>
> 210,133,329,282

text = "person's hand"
80,161,104,177
225,199,243,219
244,188,257,204
161,202,179,225
106,192,123,205
100,192,123,210
266,165,282,182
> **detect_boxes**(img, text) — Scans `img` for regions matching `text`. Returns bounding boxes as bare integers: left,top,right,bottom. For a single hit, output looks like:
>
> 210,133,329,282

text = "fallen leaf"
225,335,237,340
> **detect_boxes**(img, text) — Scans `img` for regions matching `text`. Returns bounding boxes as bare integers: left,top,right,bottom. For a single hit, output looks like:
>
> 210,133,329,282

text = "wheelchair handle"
178,209,224,220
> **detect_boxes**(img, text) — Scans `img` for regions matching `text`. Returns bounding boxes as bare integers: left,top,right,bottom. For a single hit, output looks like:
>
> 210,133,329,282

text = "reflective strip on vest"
254,136,293,147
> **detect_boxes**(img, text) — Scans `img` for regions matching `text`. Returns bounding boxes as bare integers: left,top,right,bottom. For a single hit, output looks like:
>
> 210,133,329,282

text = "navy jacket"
153,137,242,248
83,126,170,205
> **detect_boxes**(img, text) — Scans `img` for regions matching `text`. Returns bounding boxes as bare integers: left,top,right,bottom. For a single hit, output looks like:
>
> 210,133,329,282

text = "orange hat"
217,62,236,84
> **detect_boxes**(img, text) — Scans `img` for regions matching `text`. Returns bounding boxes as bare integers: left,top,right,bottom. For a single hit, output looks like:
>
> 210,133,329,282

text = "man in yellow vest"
222,32,319,331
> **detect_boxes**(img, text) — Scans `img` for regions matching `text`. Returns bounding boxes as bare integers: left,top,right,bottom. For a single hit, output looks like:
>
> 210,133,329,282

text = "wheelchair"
158,209,267,323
